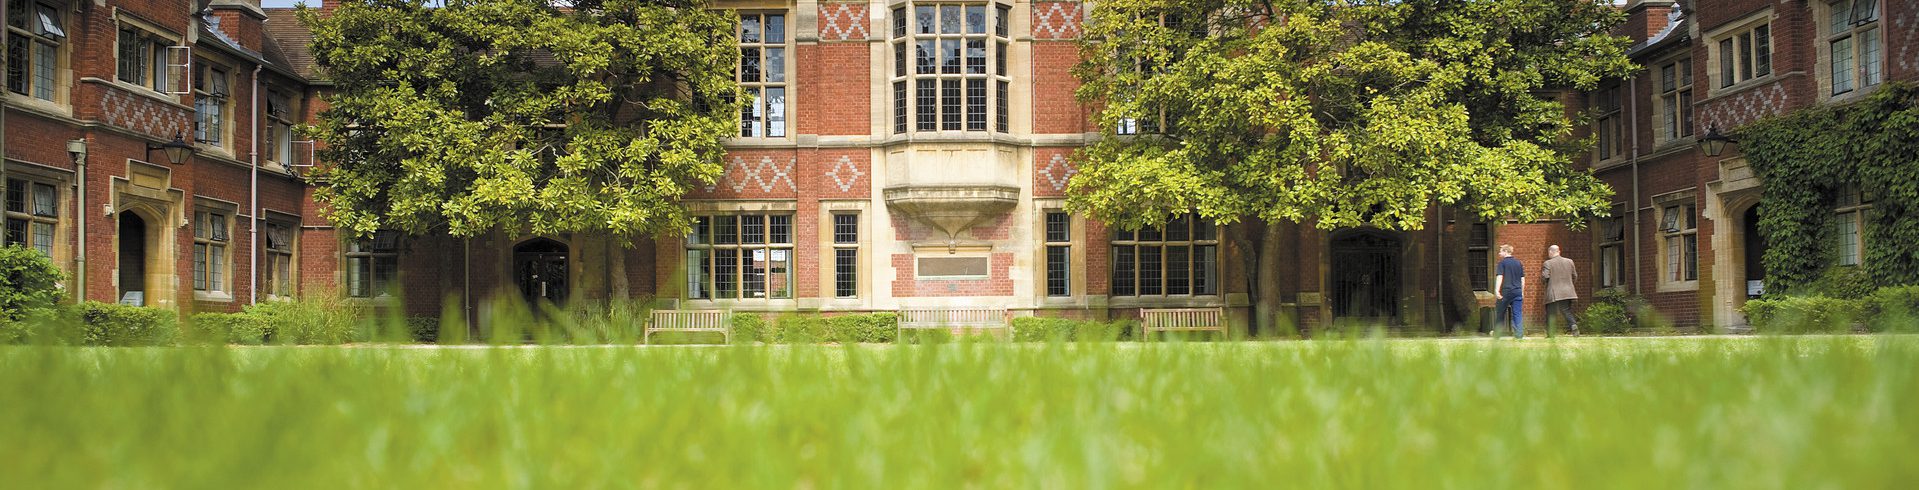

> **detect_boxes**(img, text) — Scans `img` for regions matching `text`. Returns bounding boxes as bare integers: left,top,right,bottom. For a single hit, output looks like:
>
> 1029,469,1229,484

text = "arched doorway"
1742,204,1767,299
1330,229,1403,325
117,212,148,305
513,238,569,306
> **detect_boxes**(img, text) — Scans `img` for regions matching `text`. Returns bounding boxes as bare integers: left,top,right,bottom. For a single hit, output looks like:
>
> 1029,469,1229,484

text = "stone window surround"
1813,0,1885,101
827,204,864,299
680,200,800,308
6,0,70,105
1109,213,1221,299
1652,189,1699,292
890,1,1014,134
191,197,239,302
261,211,300,300
1650,53,1695,149
111,14,185,98
1833,186,1870,267
1703,9,1775,96
2,163,70,262
735,10,792,140
191,53,238,157
1033,198,1081,303
1596,204,1628,290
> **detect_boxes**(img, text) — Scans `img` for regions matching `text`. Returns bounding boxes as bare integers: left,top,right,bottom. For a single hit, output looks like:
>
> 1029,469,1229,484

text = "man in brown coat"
1541,245,1580,335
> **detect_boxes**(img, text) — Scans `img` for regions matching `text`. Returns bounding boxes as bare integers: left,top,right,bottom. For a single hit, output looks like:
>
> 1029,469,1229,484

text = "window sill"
82,77,191,110
1825,84,1883,105
5,95,71,119
1706,75,1778,101
1656,280,1700,293
680,298,799,311
1108,295,1224,308
194,291,235,303
345,295,397,306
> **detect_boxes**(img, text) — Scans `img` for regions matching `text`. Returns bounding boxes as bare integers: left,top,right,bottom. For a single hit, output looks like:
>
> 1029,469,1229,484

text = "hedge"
0,245,64,322
75,301,178,346
1010,317,1136,341
1739,286,1919,334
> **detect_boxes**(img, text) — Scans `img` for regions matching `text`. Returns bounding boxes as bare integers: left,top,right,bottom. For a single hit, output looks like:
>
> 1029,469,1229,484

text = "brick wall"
892,252,1014,297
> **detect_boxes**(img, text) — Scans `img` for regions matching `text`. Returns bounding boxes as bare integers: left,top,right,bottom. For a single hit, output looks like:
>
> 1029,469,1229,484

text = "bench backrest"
649,310,731,330
1141,308,1223,328
898,308,1007,327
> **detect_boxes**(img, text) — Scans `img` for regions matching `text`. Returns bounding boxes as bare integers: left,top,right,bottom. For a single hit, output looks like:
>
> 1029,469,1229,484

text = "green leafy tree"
1072,0,1634,333
300,0,742,239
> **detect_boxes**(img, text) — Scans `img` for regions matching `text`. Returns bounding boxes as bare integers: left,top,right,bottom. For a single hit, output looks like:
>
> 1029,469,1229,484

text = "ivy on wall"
1742,82,1919,293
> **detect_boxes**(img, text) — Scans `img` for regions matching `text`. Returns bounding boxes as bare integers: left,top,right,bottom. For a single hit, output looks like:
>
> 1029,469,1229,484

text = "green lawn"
1,336,1914,488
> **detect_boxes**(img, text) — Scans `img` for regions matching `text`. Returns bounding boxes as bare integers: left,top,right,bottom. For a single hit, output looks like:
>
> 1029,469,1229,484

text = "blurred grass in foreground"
1,336,1914,489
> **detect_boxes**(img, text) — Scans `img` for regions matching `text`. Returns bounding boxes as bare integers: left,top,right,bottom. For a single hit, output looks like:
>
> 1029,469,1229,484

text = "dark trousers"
1545,299,1579,335
1495,292,1523,338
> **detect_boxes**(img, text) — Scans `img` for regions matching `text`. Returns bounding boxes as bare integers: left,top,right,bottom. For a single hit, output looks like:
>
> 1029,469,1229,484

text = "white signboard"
1747,280,1765,297
119,291,144,306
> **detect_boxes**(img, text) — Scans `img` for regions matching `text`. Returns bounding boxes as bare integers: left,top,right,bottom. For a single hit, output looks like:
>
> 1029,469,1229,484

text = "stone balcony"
882,142,1022,248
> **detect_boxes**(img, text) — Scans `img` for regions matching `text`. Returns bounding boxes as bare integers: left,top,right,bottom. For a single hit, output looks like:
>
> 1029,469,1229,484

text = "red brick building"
4,0,1912,334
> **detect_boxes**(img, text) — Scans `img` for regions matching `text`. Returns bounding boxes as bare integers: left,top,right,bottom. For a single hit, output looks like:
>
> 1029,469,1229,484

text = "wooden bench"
897,308,1009,339
645,310,731,344
1140,307,1227,339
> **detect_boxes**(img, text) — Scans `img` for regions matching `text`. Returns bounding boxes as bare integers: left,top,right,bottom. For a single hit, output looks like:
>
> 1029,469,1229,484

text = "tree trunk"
1441,206,1480,332
1257,219,1293,337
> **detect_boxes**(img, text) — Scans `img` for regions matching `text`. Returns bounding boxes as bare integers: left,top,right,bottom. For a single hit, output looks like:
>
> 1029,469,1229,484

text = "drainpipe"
249,65,262,304
67,140,87,302
1629,73,1643,295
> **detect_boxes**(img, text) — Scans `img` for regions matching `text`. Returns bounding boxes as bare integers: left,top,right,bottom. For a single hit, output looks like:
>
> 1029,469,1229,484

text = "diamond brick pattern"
101,87,190,142
1038,154,1077,192
709,156,797,194
1701,82,1788,131
819,3,869,42
826,155,865,192
1032,2,1082,40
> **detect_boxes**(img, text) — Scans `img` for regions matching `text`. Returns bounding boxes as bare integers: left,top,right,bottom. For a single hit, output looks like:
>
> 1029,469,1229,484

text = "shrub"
187,312,270,345
1011,317,1135,342
1578,302,1632,335
1808,266,1876,300
1580,287,1653,334
771,314,830,344
0,245,65,322
1743,295,1864,334
245,297,368,344
1862,286,1919,333
826,313,897,343
729,313,767,344
75,301,177,346
406,317,442,343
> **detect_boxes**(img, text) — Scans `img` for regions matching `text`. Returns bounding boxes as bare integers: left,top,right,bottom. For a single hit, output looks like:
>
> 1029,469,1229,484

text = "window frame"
1656,57,1694,145
1043,210,1072,297
3,176,62,257
1823,0,1882,97
736,11,790,139
1466,221,1492,292
1659,201,1699,287
262,219,298,299
1591,84,1625,162
1833,187,1870,267
832,212,860,299
345,231,400,299
684,212,796,301
1710,18,1772,91
6,0,67,103
891,2,1013,135
1597,210,1627,289
113,22,186,96
1110,213,1219,298
193,59,233,149
191,207,234,299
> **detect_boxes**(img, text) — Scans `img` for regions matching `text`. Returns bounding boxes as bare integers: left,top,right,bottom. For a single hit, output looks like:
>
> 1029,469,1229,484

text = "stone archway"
1329,229,1405,325
112,204,176,308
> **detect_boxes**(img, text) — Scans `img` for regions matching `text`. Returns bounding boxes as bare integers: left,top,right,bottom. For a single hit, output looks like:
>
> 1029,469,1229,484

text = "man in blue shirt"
1493,244,1526,339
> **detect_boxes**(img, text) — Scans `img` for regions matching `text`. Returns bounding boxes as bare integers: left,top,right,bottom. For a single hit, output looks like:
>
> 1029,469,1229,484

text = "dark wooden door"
514,239,569,306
